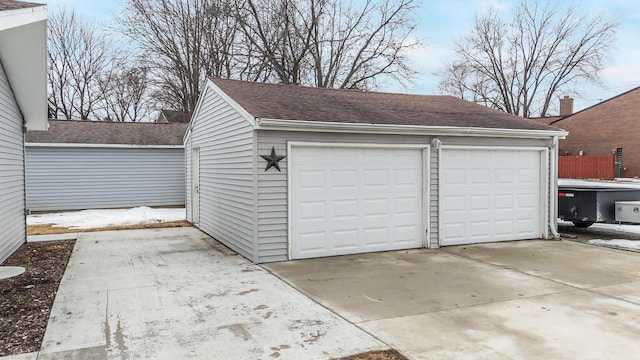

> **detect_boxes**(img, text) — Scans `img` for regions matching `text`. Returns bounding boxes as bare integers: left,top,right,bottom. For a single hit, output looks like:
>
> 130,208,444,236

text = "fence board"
559,155,615,179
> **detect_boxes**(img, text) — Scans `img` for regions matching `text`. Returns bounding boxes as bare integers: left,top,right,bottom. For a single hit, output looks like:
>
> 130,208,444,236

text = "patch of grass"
27,220,192,235
338,349,408,360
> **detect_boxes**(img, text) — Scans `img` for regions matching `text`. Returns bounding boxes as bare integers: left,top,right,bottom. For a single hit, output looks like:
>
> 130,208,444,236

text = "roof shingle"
26,120,188,146
211,78,556,131
0,0,43,10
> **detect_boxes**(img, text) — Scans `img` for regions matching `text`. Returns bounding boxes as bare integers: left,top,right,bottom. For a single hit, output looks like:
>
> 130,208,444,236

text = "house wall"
257,131,554,263
25,146,185,211
185,85,256,261
0,61,26,262
553,88,640,177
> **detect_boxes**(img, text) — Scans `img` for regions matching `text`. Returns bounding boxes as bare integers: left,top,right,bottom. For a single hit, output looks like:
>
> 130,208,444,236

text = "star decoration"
261,147,286,172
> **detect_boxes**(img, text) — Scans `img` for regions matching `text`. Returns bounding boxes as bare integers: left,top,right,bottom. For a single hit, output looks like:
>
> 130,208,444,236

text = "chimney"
559,95,574,116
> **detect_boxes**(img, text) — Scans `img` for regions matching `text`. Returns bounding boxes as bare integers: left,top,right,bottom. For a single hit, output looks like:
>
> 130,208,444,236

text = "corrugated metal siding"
0,61,25,262
186,84,256,261
25,147,185,211
257,131,431,263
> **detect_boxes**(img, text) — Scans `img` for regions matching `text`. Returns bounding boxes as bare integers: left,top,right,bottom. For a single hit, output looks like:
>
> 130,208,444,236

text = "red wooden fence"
558,155,615,179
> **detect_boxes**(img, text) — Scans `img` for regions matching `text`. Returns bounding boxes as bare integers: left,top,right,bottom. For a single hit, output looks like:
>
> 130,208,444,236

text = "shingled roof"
211,78,557,131
0,0,42,10
26,120,188,146
156,109,192,123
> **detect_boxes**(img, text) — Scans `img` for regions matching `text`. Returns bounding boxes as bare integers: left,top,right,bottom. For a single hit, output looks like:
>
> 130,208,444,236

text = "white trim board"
257,118,568,139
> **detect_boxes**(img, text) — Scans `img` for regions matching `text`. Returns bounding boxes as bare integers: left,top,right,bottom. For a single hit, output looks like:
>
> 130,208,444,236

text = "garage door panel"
291,146,424,259
440,148,541,246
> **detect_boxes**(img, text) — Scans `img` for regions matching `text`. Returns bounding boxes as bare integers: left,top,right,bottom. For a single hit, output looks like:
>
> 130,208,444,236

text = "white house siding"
256,131,432,263
185,85,256,261
25,147,185,211
0,61,25,262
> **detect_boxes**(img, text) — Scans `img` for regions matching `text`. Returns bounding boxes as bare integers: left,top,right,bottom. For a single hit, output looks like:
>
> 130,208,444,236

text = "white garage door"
290,145,424,259
440,147,543,246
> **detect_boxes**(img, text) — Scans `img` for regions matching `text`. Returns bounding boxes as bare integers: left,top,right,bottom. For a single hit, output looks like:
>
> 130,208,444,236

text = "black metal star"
261,147,286,172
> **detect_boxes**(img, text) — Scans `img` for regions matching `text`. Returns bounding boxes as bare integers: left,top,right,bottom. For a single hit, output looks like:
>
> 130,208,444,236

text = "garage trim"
287,141,430,260
437,145,550,246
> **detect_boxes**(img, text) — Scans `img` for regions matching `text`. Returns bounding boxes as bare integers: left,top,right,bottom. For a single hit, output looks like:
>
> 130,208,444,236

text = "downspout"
549,136,560,239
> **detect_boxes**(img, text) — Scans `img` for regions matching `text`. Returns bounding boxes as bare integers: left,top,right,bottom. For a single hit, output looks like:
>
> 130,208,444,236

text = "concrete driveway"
32,227,385,359
265,240,640,360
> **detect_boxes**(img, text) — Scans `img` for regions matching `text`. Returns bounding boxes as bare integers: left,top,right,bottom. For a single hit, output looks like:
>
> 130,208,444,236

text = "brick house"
540,88,640,177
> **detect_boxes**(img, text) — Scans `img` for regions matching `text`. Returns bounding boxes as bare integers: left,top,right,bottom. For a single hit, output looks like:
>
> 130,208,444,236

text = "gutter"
26,143,184,149
255,118,569,139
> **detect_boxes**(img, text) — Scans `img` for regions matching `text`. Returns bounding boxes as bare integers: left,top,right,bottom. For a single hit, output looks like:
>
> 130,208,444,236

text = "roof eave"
255,118,569,139
0,5,48,131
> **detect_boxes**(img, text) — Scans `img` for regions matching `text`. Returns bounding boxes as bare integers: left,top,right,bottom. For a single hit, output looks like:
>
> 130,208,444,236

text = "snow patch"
28,207,186,229
587,239,640,250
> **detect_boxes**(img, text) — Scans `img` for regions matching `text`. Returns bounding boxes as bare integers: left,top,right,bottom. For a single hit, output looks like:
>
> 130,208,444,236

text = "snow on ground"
587,239,640,251
28,207,186,229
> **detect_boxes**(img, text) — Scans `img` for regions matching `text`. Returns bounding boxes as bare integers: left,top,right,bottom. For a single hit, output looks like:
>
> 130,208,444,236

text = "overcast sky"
44,0,640,114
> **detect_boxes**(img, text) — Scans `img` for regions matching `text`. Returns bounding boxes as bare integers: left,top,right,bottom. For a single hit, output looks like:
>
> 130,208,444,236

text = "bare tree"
117,0,260,112
99,66,150,122
237,0,421,90
48,8,116,120
438,2,617,117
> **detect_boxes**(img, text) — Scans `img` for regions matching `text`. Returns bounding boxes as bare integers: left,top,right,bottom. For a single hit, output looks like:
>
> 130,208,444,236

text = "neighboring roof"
550,85,640,126
0,0,42,10
210,78,558,131
26,120,189,146
156,109,191,123
529,116,566,126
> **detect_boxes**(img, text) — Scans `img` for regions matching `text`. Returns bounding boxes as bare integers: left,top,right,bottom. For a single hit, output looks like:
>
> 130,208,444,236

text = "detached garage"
26,120,188,211
185,78,567,263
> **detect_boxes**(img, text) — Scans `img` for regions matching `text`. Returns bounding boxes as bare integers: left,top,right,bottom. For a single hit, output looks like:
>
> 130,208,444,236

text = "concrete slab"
27,233,78,242
443,240,640,288
265,249,570,322
266,241,640,359
592,280,640,305
38,227,385,359
360,290,640,360
0,352,37,360
0,266,25,280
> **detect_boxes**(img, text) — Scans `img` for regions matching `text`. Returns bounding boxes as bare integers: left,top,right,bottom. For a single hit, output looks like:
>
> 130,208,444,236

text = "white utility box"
615,201,640,223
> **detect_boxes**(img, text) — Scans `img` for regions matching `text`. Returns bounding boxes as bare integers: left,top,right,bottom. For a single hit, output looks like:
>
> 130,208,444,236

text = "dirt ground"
0,240,75,356
27,220,191,235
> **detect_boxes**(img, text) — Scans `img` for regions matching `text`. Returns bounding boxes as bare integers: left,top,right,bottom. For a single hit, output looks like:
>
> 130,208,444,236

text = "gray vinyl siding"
0,61,25,263
256,131,432,263
186,84,255,261
25,147,185,211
